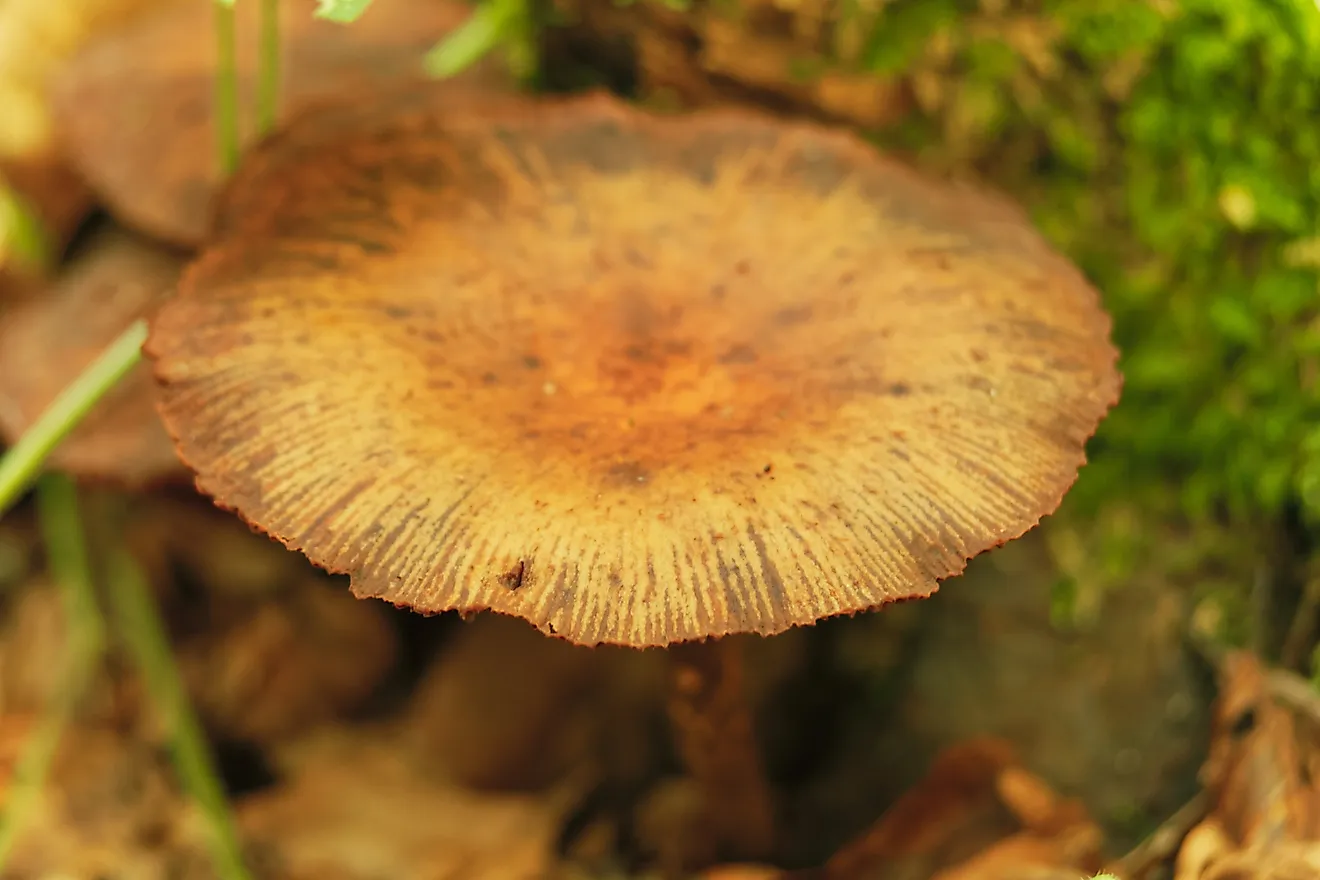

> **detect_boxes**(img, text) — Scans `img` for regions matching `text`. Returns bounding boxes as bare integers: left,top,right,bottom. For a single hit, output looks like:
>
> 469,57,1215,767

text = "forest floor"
0,490,1314,879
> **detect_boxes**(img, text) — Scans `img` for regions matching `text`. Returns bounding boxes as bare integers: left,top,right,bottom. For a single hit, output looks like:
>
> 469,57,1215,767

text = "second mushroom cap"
146,89,1121,647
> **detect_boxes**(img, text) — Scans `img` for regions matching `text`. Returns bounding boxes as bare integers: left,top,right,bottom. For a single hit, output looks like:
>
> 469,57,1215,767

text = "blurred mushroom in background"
124,496,400,748
50,0,515,248
0,0,170,283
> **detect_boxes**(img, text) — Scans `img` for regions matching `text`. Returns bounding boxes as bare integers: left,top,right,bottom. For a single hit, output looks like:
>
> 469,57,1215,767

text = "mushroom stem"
667,636,776,862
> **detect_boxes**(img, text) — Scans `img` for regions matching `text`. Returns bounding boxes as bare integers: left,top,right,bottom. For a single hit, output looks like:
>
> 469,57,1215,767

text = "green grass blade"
0,178,51,275
313,0,375,23
0,320,147,518
104,541,252,880
257,0,280,133
0,476,105,868
423,0,514,79
214,0,240,174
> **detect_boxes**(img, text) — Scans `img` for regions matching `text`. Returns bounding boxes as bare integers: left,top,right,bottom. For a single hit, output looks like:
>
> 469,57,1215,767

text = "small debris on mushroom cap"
147,90,1122,648
49,0,511,247
0,224,185,487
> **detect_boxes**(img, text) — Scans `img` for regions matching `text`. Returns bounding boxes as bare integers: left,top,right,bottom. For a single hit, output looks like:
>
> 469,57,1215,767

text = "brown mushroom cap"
0,225,185,486
146,91,1121,647
49,0,510,247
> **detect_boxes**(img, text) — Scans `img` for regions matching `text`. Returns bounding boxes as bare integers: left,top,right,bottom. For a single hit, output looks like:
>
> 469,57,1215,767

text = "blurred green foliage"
0,175,49,274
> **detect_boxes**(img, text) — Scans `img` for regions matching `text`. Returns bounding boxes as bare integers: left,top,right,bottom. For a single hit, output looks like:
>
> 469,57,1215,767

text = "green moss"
839,0,1320,616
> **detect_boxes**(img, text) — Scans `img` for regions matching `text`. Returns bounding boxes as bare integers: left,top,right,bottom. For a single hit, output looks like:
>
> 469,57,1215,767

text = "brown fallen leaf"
930,830,1101,880
824,737,1102,880
0,719,210,879
546,0,911,129
0,0,167,270
699,867,785,880
236,733,567,880
116,495,398,745
172,574,398,745
1173,650,1320,879
824,738,1022,878
1196,841,1320,880
0,578,132,726
127,495,314,603
51,0,515,246
1209,651,1320,841
0,223,186,487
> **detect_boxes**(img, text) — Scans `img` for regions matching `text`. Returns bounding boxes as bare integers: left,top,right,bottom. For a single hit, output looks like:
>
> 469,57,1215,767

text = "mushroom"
0,224,186,487
0,0,170,280
49,0,513,248
145,88,1121,865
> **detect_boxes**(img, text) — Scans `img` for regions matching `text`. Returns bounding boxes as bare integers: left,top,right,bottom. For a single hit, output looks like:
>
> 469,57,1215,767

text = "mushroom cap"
146,90,1121,648
49,0,510,247
0,225,185,487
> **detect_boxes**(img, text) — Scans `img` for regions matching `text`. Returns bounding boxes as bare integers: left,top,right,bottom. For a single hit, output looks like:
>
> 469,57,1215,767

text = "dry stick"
0,475,105,868
1280,567,1320,672
1104,790,1210,880
1266,666,1320,726
667,637,776,862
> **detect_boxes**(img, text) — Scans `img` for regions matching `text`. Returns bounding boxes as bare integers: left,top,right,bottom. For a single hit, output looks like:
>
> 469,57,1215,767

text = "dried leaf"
52,0,514,246
826,738,1101,880
237,736,565,879
0,224,184,487
1202,651,1320,845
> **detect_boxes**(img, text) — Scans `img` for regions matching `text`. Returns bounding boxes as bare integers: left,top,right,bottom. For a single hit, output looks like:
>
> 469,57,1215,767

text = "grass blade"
0,320,146,517
0,475,104,868
104,539,252,880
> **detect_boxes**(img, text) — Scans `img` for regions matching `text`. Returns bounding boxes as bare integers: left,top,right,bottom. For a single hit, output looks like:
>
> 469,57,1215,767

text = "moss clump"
829,0,1320,624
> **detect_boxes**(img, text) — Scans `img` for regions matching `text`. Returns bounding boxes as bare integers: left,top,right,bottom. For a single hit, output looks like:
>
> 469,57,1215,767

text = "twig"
0,475,105,867
103,539,253,880
1266,667,1320,727
1104,790,1209,880
1281,566,1320,672
0,320,146,517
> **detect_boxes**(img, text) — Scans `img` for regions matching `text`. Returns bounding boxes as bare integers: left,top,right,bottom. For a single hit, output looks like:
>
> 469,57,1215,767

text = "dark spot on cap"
500,559,526,590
